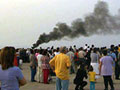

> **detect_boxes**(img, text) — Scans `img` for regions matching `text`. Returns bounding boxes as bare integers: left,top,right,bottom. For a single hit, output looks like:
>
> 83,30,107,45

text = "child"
74,64,88,90
88,65,98,90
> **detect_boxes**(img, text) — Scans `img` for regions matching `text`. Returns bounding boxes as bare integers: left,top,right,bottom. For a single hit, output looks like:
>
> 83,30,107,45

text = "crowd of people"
0,44,120,90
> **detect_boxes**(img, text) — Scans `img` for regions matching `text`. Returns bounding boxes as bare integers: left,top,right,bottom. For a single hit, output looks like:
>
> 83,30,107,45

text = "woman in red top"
11,48,18,67
14,55,18,66
41,50,50,84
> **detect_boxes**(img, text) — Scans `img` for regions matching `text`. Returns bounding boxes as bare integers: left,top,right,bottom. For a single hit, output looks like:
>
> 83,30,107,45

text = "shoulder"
37,54,42,57
100,56,105,61
94,72,96,74
11,66,21,71
0,65,2,71
8,67,21,73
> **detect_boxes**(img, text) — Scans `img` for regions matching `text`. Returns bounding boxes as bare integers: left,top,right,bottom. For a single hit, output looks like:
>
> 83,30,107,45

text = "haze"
0,0,120,48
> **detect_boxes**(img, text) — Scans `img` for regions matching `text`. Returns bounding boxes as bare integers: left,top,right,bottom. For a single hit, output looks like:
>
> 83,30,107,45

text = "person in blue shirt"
0,46,26,90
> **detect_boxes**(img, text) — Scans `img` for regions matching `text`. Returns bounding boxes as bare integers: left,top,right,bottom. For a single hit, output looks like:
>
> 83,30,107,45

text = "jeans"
56,77,69,90
30,66,36,81
103,76,114,90
90,82,95,90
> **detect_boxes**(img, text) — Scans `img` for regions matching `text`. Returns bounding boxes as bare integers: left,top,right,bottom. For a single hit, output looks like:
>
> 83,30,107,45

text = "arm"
16,68,27,87
99,60,102,75
49,57,55,72
19,77,27,86
66,56,71,69
85,70,88,79
50,64,55,72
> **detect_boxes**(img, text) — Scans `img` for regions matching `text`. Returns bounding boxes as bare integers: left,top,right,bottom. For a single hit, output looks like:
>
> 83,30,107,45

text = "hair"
42,50,48,55
110,44,114,49
79,47,83,50
30,49,34,54
69,48,72,51
110,49,114,52
93,48,97,53
89,65,93,71
60,46,67,53
56,47,60,52
119,44,120,47
102,50,108,56
0,46,15,70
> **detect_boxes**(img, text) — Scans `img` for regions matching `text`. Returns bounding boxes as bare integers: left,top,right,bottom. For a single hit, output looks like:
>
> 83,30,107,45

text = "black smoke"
32,1,120,48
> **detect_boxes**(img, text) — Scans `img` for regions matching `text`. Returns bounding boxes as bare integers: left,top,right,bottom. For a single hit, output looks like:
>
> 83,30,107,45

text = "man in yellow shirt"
49,46,71,90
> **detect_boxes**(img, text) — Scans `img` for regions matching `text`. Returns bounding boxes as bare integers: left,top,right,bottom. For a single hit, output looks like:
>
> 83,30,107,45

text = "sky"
0,0,120,48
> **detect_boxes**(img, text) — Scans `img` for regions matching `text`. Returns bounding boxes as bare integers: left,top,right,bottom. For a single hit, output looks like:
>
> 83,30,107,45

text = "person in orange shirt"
49,46,71,90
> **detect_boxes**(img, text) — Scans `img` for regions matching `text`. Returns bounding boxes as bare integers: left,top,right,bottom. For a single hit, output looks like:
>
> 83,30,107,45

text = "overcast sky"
0,0,120,48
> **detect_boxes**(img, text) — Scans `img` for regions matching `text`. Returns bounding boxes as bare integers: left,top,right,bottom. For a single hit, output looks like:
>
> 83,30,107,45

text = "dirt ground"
20,63,120,90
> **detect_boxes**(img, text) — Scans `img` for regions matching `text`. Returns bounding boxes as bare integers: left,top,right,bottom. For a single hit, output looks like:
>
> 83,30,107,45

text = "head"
93,48,97,53
0,46,15,70
85,44,87,46
42,50,48,56
30,49,34,54
60,46,67,54
79,47,83,51
91,44,94,48
102,50,108,56
110,44,114,49
89,65,93,72
56,47,60,52
110,49,114,53
69,48,73,51
74,45,76,48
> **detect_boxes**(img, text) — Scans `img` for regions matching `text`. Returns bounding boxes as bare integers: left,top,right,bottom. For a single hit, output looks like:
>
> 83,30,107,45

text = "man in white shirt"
36,50,43,83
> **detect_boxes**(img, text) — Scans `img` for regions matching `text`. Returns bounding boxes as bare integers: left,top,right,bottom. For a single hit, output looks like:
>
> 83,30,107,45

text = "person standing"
29,49,37,82
99,50,114,90
0,47,26,90
114,46,120,80
117,50,120,79
36,50,43,83
78,47,86,66
49,46,71,90
88,65,98,90
67,48,75,74
90,48,100,79
41,50,50,84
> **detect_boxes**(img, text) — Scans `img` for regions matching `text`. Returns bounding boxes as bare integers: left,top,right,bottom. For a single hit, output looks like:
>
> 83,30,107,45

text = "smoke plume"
32,1,120,48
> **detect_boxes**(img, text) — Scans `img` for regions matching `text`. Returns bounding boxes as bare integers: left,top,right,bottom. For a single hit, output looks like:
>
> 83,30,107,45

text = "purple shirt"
100,56,113,76
0,66,24,90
